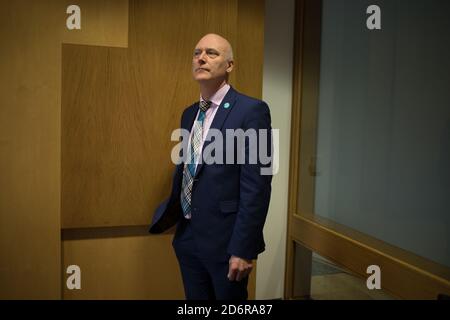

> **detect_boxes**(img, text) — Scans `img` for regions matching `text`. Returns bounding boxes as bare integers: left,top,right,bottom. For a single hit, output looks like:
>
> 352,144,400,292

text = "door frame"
284,0,450,300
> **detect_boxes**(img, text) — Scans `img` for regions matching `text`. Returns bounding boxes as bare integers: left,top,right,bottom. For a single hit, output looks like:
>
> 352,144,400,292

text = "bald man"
149,34,272,300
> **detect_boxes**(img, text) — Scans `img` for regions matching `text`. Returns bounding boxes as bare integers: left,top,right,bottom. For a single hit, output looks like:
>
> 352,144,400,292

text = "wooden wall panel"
235,0,265,97
61,45,165,228
61,0,129,47
62,231,184,299
0,0,129,299
0,1,62,299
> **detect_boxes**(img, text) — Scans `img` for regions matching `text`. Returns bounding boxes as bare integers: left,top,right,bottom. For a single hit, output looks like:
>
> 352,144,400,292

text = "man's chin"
195,77,213,83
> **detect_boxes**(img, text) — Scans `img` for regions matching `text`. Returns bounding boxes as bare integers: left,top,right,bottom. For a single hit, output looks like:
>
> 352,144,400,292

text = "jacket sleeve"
227,101,273,260
148,108,189,234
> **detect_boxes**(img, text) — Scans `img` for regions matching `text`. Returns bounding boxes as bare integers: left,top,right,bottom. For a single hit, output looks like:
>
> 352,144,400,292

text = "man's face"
192,35,233,83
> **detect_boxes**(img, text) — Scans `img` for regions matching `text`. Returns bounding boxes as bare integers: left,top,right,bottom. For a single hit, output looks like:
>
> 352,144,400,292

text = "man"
149,33,272,300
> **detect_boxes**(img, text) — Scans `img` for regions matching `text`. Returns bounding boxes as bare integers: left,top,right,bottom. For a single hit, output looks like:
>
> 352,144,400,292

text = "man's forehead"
195,36,229,50
195,42,224,50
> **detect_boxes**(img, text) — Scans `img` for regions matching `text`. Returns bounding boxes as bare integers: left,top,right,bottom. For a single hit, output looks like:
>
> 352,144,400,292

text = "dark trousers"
172,219,248,300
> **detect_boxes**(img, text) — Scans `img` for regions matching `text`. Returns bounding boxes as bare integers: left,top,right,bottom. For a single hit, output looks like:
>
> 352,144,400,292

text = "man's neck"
199,79,227,101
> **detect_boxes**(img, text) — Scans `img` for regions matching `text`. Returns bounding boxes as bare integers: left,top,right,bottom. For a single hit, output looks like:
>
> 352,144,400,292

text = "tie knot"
199,100,212,112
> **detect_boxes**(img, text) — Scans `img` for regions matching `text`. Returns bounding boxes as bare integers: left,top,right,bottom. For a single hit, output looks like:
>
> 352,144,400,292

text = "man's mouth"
196,68,210,72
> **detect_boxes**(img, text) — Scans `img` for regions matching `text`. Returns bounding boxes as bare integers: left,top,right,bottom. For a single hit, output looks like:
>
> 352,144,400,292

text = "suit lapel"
182,104,199,131
195,86,238,176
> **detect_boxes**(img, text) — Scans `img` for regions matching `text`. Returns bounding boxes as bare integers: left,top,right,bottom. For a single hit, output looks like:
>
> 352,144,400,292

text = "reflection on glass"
305,0,450,267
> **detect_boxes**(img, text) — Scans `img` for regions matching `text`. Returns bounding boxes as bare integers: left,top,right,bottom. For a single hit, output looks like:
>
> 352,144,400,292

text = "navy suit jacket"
149,86,272,261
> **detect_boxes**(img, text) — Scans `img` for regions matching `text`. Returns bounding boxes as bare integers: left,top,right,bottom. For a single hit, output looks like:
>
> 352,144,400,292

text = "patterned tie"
180,100,212,219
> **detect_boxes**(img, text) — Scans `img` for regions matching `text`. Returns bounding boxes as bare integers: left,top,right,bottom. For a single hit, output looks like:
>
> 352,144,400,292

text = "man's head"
192,33,234,84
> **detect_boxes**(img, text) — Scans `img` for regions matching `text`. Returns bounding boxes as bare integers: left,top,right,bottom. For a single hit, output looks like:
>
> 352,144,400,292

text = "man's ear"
227,60,234,73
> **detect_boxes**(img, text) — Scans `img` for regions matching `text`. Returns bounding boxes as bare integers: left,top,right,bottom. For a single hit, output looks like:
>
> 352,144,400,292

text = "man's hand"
228,255,253,281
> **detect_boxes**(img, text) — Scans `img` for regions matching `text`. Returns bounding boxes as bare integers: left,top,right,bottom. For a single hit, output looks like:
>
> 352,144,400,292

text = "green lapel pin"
224,102,230,109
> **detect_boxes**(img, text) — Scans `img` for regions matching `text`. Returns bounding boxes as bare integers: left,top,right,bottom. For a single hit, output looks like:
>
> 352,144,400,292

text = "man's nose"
198,51,207,63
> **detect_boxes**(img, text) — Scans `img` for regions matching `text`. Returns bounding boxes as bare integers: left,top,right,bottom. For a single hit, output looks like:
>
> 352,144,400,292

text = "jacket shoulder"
234,91,270,117
235,91,265,107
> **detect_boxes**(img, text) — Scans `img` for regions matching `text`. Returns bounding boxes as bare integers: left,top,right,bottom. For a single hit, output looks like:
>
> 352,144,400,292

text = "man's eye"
193,50,219,58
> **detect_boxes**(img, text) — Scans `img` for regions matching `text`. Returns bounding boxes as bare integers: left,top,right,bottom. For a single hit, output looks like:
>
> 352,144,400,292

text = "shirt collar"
200,83,231,107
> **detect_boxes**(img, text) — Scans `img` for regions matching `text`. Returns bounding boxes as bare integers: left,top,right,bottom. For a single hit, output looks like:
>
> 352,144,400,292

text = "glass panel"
299,0,450,267
310,252,396,300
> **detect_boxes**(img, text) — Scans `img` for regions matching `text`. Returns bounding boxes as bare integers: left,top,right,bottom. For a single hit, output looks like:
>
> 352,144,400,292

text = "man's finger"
236,272,242,282
228,265,238,281
236,267,249,282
